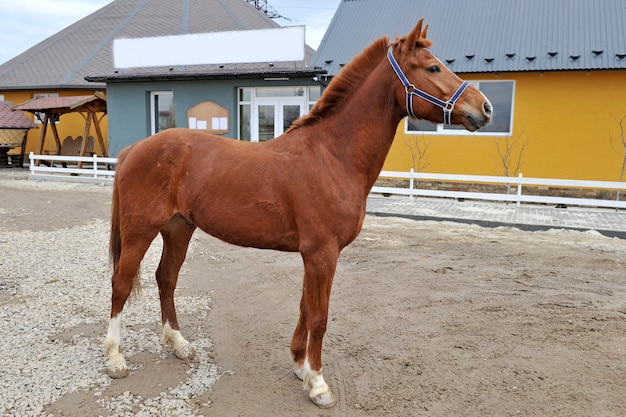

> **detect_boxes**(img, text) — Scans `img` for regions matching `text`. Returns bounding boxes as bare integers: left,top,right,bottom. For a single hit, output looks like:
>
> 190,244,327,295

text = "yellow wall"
385,70,626,181
2,90,108,156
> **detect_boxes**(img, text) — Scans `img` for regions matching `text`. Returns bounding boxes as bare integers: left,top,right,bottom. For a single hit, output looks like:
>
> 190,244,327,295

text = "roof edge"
453,67,626,75
0,84,105,91
85,68,327,83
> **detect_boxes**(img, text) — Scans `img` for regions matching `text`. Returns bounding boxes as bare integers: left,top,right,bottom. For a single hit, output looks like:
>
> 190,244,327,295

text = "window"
150,91,175,134
308,86,321,111
238,86,321,142
33,93,60,124
405,80,515,136
239,88,252,141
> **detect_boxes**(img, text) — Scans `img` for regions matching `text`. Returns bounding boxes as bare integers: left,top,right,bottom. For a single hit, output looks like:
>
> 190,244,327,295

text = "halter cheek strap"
387,49,469,125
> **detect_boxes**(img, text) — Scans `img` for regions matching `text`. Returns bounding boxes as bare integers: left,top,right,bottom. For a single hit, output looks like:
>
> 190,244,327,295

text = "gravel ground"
0,170,220,416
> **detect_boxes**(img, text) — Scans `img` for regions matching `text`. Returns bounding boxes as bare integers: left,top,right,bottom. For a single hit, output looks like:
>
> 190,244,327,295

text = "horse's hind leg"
105,236,155,378
157,214,196,360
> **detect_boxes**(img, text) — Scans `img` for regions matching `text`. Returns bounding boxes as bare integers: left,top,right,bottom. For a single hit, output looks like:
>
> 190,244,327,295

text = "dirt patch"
1,173,625,416
189,223,626,416
0,173,111,232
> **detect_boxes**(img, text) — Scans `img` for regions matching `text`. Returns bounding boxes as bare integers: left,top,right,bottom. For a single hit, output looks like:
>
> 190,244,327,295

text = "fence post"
409,168,415,199
516,173,523,207
29,152,34,175
93,154,98,178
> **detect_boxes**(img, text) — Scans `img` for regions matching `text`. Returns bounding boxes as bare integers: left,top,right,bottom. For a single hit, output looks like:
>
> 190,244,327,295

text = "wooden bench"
60,136,95,168
60,135,95,156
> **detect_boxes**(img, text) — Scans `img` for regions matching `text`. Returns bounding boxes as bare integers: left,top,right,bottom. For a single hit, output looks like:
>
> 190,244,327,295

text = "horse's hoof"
174,344,196,361
310,390,337,409
294,367,305,381
301,365,335,408
104,348,129,379
106,366,129,379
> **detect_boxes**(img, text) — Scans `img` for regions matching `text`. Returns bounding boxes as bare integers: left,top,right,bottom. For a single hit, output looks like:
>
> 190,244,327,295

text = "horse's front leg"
292,245,339,409
291,292,308,380
157,217,196,360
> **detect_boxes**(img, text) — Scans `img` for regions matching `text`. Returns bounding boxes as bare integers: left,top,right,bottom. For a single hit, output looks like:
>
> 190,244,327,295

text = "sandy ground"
1,171,625,416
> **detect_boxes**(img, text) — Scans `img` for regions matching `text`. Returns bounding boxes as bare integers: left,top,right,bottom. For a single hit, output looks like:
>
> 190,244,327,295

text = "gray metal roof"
313,0,626,76
0,0,316,90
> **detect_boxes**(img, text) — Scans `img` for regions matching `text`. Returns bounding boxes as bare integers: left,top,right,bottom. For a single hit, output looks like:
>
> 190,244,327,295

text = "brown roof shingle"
0,102,37,129
13,93,107,114
0,0,304,90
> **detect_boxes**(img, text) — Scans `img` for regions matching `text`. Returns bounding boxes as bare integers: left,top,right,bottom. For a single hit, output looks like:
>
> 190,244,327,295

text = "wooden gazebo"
0,102,37,168
13,92,108,157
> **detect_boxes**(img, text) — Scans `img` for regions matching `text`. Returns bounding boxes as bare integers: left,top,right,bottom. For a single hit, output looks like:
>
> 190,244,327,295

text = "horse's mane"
286,36,390,132
287,29,433,132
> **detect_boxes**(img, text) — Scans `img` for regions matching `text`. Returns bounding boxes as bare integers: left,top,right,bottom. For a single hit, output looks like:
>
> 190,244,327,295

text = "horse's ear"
406,18,424,51
406,18,432,50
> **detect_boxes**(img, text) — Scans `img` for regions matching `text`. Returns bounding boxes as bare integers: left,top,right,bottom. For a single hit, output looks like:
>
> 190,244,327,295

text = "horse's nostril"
484,102,493,115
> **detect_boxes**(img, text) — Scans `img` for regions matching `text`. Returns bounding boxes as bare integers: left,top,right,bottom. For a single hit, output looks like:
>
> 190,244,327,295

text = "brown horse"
104,19,492,408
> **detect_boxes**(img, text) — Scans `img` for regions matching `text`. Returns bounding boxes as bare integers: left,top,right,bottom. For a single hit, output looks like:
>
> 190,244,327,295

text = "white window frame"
237,86,321,141
404,80,515,137
252,97,305,142
150,91,174,135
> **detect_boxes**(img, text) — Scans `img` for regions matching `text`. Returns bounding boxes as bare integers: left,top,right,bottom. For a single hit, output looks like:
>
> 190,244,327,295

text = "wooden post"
35,115,49,166
18,130,28,168
94,113,107,156
77,112,93,168
49,113,62,153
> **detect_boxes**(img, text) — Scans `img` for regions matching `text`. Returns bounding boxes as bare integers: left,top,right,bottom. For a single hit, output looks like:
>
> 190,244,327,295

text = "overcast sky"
0,0,340,65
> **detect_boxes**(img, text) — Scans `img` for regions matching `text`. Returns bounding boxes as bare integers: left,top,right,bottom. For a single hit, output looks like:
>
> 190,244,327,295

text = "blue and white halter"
387,48,469,125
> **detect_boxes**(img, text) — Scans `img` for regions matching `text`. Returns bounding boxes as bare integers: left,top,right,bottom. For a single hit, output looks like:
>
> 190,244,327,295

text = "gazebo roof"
13,92,107,115
12,92,108,157
0,102,37,130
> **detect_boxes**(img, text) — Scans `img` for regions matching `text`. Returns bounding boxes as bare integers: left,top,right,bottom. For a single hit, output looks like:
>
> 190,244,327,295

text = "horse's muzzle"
465,99,493,131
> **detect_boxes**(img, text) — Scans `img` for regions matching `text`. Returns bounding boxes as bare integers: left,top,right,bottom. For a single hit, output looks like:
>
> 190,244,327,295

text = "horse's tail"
109,146,141,295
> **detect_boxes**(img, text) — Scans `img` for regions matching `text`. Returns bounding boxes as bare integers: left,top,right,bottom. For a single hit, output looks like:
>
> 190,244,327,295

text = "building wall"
384,70,626,181
1,90,108,156
12,69,622,184
105,78,319,157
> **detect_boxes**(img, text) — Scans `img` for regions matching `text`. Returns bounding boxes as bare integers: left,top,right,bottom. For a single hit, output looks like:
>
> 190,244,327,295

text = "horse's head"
389,19,492,131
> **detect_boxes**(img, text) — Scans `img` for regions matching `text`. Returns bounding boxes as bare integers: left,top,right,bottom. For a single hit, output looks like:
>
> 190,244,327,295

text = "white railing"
371,169,626,209
26,154,626,209
29,152,117,184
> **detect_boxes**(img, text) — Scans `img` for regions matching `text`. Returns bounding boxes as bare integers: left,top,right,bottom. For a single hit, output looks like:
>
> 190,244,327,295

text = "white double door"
252,97,304,142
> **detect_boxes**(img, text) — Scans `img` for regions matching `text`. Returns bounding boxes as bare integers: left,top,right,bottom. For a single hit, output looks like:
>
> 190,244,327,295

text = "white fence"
371,169,626,209
28,152,117,184
26,153,626,209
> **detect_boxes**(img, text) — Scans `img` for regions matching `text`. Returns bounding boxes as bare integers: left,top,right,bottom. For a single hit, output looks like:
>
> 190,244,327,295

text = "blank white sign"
114,26,305,69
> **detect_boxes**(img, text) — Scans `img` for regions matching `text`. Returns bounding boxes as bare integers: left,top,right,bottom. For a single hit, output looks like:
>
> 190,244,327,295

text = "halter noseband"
387,48,469,125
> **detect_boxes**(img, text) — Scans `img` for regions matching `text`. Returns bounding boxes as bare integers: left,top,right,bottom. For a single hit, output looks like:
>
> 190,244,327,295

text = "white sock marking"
162,321,195,359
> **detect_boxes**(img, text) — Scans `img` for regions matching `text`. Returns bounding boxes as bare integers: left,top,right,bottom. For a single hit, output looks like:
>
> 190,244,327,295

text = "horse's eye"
427,65,440,73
